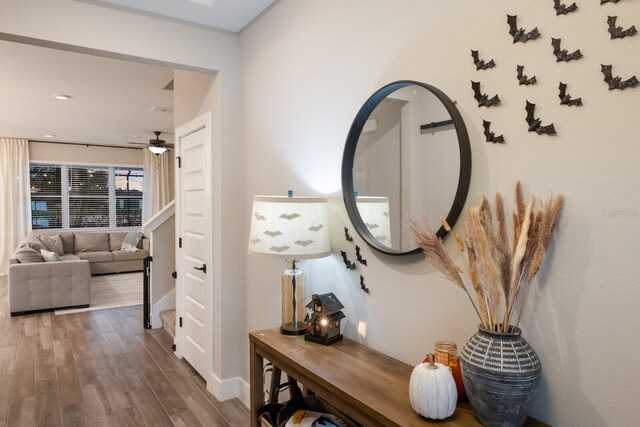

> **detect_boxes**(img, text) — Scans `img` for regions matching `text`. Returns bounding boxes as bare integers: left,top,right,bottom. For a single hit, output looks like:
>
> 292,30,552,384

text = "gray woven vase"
460,326,541,427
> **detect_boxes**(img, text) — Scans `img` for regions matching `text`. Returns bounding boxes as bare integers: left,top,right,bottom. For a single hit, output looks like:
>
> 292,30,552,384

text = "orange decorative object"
424,341,466,402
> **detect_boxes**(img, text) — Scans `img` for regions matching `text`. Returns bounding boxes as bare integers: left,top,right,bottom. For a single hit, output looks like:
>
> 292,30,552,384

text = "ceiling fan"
126,131,174,154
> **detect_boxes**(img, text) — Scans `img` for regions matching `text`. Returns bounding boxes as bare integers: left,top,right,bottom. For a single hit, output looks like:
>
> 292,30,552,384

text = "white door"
175,112,212,381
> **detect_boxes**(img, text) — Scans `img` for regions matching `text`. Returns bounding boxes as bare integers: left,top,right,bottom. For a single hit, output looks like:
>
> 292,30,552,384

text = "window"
29,163,144,230
115,168,143,227
30,165,63,229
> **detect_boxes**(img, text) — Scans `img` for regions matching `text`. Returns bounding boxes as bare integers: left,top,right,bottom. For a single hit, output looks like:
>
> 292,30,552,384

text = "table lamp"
248,194,330,335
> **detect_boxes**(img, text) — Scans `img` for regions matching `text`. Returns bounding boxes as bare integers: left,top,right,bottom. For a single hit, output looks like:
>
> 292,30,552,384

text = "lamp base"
281,322,306,336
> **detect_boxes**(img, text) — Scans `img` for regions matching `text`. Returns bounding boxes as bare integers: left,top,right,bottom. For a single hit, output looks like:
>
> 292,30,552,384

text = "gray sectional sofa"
8,230,149,315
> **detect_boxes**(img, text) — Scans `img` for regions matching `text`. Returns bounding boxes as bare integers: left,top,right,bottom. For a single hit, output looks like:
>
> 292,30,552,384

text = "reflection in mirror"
352,85,461,252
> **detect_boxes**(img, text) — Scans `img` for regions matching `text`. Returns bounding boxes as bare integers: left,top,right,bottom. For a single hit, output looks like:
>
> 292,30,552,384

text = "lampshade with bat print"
248,195,330,335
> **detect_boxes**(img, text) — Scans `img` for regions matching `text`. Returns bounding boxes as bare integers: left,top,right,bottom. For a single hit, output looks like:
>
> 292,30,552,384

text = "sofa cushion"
19,236,47,252
76,251,114,263
38,234,64,256
74,232,110,252
60,254,81,261
14,246,44,263
112,249,150,262
40,249,61,262
59,232,75,254
109,232,127,251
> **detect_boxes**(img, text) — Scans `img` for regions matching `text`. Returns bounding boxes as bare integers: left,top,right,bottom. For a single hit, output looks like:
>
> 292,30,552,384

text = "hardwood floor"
0,276,249,427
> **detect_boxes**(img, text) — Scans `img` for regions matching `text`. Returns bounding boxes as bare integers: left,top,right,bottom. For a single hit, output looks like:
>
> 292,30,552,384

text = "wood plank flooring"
0,276,249,427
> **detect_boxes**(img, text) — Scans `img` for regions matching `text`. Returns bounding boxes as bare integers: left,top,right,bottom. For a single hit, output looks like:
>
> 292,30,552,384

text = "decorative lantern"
304,293,345,345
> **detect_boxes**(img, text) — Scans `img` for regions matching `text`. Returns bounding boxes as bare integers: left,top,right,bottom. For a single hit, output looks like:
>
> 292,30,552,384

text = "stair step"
159,309,176,338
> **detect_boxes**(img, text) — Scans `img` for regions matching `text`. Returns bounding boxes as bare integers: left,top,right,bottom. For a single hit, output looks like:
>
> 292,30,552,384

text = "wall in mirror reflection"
353,86,460,252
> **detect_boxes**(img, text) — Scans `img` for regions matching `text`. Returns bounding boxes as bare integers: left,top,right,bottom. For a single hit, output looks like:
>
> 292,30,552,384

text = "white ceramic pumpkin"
409,354,457,419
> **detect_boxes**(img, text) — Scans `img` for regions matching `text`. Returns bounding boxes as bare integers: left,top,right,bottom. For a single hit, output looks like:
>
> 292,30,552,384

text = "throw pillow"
121,231,144,252
19,236,47,252
38,234,64,256
40,249,61,262
14,247,44,263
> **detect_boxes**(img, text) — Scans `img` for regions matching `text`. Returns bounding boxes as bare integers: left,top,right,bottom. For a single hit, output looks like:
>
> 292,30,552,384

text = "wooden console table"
249,328,548,426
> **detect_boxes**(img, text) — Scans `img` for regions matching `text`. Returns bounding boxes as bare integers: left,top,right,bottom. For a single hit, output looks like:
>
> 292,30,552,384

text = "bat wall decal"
525,101,557,135
344,227,353,242
517,65,537,85
280,213,300,220
607,16,637,39
551,38,583,62
558,82,583,106
360,275,370,294
355,245,367,266
600,0,621,4
601,64,639,90
471,50,496,70
471,81,501,107
340,251,356,270
483,120,505,143
554,0,578,15
507,15,542,43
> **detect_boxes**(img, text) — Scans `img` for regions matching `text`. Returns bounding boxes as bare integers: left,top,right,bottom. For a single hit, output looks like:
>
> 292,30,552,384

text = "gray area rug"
55,272,142,314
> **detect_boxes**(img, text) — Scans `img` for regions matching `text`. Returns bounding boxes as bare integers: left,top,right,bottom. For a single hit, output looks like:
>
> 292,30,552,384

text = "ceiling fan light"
149,145,167,155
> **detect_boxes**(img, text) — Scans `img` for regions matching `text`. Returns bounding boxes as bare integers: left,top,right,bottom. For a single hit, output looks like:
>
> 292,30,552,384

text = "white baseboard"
151,288,176,329
207,373,250,405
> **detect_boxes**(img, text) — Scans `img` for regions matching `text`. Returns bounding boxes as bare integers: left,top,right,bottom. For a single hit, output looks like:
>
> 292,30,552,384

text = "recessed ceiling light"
43,134,56,138
53,94,72,100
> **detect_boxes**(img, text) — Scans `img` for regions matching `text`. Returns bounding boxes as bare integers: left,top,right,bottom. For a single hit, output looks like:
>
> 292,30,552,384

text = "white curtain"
0,138,31,274
142,149,172,223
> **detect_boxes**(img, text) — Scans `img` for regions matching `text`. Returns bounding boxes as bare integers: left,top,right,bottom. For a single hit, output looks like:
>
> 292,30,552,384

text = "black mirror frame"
341,80,472,256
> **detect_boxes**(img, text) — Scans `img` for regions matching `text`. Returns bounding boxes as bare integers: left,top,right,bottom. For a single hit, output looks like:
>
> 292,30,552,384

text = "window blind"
29,164,144,230
30,165,63,229
68,167,110,228
115,168,143,227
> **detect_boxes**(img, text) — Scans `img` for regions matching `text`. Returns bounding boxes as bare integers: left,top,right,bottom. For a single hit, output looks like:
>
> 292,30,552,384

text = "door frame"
174,111,214,384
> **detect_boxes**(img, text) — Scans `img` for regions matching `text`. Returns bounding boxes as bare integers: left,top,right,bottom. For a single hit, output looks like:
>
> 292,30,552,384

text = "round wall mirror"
341,80,471,256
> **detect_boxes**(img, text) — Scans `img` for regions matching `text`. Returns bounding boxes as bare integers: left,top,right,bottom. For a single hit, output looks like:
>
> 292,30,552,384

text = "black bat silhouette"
355,245,367,266
558,82,583,106
254,213,266,220
269,245,290,253
308,224,323,232
607,16,637,39
360,275,370,294
295,239,314,247
516,65,537,85
471,50,496,70
551,38,583,62
263,230,283,237
365,223,379,229
344,227,353,242
507,15,542,43
601,0,621,4
250,238,261,245
482,120,505,144
554,0,578,15
525,101,557,135
340,251,356,270
601,64,639,90
471,81,501,107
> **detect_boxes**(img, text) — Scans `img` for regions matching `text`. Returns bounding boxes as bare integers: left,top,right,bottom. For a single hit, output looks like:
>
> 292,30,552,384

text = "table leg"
268,366,282,404
250,340,264,427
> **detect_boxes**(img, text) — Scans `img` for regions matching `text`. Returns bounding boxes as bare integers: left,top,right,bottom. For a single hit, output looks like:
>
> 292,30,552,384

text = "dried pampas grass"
410,181,564,333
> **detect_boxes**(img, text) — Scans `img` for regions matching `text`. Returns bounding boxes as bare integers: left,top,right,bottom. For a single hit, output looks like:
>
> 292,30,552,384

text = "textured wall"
240,1,640,425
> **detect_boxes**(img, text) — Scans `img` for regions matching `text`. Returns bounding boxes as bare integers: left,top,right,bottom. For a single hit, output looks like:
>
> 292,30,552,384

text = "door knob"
194,264,207,274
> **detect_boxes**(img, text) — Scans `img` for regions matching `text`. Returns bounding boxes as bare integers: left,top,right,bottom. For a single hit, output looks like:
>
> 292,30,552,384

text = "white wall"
240,1,640,426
